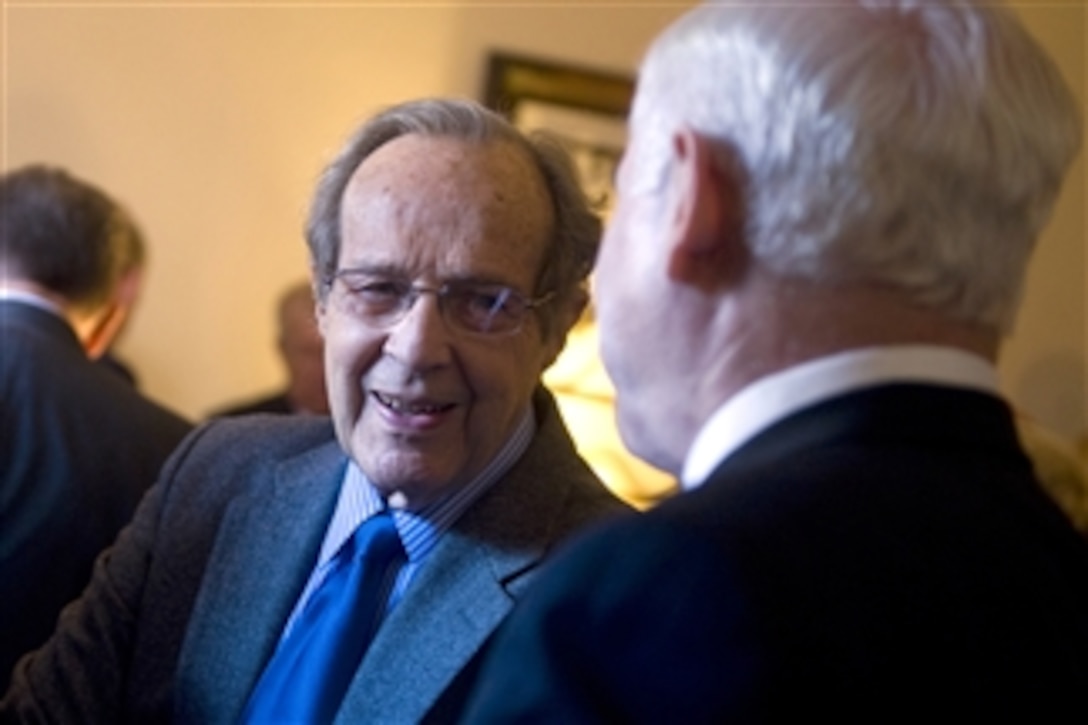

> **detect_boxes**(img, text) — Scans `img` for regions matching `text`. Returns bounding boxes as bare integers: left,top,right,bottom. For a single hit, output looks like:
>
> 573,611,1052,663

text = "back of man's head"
633,0,1082,333
0,165,143,313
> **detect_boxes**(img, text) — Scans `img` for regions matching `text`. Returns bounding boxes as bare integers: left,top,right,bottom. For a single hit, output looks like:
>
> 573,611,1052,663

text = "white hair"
632,0,1081,331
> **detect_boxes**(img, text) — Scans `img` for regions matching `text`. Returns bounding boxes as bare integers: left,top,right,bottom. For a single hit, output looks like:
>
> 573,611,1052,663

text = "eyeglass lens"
333,273,540,335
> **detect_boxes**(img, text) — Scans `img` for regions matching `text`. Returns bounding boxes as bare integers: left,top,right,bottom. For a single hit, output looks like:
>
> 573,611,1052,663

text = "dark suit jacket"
464,384,1088,722
208,390,293,417
0,301,192,690
1,388,627,724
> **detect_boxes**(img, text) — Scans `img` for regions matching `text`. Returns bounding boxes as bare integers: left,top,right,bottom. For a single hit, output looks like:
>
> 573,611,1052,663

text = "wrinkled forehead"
349,133,549,203
340,134,555,280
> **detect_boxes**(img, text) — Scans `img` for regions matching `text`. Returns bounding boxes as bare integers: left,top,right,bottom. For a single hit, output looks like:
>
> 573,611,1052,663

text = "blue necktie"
241,510,406,724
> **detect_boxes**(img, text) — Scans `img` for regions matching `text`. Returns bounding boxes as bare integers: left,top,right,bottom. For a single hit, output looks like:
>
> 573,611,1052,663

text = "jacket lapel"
336,390,595,723
176,438,346,722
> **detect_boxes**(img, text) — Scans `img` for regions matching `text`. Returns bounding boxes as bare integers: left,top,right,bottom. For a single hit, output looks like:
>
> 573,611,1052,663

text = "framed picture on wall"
482,51,635,214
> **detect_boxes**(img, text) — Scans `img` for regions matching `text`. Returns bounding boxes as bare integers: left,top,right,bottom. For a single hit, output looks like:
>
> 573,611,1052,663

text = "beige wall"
3,1,1085,447
3,0,691,419
1002,3,1086,443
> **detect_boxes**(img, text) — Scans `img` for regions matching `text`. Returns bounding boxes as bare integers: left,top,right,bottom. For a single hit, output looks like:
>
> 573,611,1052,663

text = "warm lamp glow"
545,315,677,509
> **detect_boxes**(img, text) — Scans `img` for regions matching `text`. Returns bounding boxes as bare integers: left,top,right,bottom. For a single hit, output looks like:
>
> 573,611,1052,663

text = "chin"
618,407,679,477
362,456,456,506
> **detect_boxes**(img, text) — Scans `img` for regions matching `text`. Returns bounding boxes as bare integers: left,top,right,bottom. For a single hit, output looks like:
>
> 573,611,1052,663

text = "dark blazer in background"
208,390,293,418
1,389,628,723
0,300,192,690
464,385,1088,722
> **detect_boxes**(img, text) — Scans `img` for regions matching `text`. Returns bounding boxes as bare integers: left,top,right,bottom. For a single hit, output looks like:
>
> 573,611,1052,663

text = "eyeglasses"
330,269,554,336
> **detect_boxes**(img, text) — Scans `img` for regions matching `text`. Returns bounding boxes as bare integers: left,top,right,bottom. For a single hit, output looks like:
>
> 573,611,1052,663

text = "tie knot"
344,509,405,568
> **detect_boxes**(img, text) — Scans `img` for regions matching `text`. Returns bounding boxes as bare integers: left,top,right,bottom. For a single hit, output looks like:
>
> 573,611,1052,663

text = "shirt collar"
681,345,1000,490
319,404,537,565
0,289,66,318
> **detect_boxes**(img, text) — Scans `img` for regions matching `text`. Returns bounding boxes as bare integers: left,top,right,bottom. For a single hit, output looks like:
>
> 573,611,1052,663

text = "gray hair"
306,98,601,340
0,164,143,311
632,0,1082,332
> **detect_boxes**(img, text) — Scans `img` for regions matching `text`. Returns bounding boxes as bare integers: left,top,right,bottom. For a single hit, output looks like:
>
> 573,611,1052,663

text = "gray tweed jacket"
1,388,629,724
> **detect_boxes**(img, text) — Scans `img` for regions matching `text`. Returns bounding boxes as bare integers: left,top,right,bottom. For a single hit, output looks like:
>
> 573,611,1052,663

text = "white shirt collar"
0,288,66,318
680,345,1000,490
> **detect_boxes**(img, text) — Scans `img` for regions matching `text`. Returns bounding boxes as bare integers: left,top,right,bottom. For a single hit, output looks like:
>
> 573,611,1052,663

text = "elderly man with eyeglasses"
1,98,629,724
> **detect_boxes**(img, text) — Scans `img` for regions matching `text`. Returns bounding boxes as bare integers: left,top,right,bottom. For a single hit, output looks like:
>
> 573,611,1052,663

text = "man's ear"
541,286,589,370
664,128,746,291
80,303,127,360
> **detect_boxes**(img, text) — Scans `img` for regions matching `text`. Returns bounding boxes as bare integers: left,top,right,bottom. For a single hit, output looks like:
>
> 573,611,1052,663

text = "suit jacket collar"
683,347,1000,489
0,298,81,352
176,434,347,721
712,383,1024,484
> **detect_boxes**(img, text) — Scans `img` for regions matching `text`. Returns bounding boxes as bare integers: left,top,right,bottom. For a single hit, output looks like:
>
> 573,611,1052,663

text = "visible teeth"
375,392,447,414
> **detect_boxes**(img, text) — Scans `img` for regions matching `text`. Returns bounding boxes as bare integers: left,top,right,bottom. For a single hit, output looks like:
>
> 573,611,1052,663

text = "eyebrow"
335,263,402,278
336,265,525,292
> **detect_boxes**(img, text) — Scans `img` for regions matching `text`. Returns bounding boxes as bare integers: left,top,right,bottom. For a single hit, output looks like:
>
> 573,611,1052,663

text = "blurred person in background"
1016,414,1088,536
210,279,330,417
94,219,145,387
0,164,192,690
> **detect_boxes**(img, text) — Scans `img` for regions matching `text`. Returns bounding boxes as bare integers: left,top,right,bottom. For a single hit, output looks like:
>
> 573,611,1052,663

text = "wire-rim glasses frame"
328,268,555,336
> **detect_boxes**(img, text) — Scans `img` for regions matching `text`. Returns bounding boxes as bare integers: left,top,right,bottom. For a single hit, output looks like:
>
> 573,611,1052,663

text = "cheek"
596,210,655,390
595,218,633,329
472,354,530,405
322,318,381,411
595,229,621,302
465,342,547,422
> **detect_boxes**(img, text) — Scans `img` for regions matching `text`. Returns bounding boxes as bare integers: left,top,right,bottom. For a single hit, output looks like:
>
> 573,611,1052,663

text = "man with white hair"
464,1,1088,719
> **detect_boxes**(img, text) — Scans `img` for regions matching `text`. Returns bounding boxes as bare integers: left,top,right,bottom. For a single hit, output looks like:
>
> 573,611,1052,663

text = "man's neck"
674,274,1003,469
0,280,68,317
719,276,1001,398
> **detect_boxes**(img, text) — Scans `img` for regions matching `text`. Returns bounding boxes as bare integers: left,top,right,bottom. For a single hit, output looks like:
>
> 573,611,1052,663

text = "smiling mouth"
372,391,455,415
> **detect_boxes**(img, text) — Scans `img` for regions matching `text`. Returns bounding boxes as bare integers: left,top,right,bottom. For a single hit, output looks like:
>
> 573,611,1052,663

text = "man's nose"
381,291,454,369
